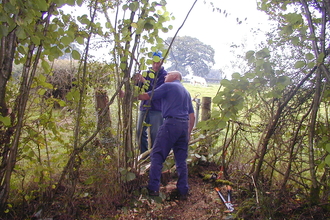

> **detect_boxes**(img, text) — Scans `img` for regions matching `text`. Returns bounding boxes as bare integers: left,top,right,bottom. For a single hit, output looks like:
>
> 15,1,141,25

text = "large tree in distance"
165,36,215,77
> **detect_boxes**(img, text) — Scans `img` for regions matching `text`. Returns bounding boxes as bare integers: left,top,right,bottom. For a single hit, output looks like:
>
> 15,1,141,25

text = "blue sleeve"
147,83,168,100
188,93,194,114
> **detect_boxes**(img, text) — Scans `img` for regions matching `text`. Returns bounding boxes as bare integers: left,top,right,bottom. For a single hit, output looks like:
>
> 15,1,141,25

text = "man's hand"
119,90,125,98
133,73,146,83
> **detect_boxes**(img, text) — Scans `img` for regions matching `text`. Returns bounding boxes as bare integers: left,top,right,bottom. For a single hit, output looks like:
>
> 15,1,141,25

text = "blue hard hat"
152,51,163,59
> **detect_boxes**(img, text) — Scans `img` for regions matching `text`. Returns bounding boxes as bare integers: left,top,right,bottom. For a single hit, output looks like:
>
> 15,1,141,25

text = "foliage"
188,0,330,218
165,36,215,77
0,0,329,219
0,0,173,218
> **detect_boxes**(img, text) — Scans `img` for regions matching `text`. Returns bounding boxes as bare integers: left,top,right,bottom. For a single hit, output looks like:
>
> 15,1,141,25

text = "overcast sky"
161,0,272,76
69,0,273,77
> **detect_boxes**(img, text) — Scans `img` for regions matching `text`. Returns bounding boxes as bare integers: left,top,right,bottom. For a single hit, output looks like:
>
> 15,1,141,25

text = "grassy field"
182,82,220,100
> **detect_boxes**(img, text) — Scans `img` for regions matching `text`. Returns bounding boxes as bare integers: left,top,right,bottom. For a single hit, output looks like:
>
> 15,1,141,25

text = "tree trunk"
95,89,112,145
0,17,18,208
253,69,316,182
0,2,56,207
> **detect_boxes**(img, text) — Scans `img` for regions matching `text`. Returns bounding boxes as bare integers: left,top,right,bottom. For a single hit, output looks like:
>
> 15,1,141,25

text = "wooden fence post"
201,97,211,121
194,98,200,127
199,97,212,155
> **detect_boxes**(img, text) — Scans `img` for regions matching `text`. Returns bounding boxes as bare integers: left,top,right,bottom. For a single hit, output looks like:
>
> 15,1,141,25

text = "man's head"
152,51,163,72
165,71,182,83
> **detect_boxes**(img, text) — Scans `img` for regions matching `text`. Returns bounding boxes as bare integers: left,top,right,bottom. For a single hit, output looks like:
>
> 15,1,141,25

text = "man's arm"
119,91,150,100
188,112,195,136
138,93,150,100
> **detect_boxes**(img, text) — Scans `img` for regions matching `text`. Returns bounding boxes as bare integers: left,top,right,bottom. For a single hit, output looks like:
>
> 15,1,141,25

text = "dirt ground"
114,163,238,220
11,161,327,220
109,162,330,220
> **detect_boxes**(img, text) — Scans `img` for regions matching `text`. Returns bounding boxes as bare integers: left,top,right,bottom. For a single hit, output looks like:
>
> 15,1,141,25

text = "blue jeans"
136,110,163,154
148,118,189,195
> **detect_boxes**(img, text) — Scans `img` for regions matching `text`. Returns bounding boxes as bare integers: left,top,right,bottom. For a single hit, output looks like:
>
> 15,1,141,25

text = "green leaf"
161,27,168,33
307,62,315,68
131,22,138,28
16,26,27,39
325,155,330,166
0,25,9,37
31,36,40,45
37,88,46,96
256,48,270,58
71,50,81,60
245,50,255,59
66,88,80,101
120,62,127,70
129,2,139,12
148,72,155,79
305,53,314,60
291,37,299,45
0,116,11,126
263,62,273,74
294,61,305,69
316,52,325,64
232,72,240,79
144,22,154,30
279,25,293,36
105,22,111,29
245,72,256,79
35,0,48,11
33,177,40,183
84,176,94,185
76,36,84,45
41,60,50,72
122,4,128,11
127,172,136,181
67,0,75,6
17,45,27,54
285,13,302,25
76,0,83,6
60,36,73,46
220,79,231,87
57,100,66,107
325,143,330,153
152,56,161,62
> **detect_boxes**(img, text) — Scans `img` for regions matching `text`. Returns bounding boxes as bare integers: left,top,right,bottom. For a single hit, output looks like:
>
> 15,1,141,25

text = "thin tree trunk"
0,3,55,207
95,89,112,144
253,68,316,182
280,107,311,192
308,69,322,205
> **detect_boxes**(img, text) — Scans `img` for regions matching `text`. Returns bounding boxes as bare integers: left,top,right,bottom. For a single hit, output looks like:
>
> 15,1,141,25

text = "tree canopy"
165,36,215,77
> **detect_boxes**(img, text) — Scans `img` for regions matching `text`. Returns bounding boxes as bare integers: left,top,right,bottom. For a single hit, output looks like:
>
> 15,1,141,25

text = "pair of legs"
136,110,163,154
148,118,189,195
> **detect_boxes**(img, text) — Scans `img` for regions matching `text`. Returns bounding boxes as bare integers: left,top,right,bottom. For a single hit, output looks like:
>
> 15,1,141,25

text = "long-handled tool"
215,186,234,212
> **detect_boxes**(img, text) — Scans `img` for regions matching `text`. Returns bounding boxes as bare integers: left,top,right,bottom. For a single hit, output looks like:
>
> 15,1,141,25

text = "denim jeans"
148,118,189,195
136,110,163,154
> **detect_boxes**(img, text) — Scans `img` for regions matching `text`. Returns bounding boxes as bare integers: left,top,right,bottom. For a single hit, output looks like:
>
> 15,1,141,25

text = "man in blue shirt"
138,71,195,200
134,52,167,154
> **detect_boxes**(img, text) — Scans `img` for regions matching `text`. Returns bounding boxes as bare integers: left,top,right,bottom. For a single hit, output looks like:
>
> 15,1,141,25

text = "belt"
165,116,188,121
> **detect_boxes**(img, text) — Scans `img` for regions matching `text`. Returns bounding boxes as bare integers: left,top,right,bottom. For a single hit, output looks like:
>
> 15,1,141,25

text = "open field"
183,82,220,100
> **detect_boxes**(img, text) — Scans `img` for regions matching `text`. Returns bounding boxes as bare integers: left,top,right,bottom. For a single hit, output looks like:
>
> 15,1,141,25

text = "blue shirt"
148,80,194,120
139,67,167,111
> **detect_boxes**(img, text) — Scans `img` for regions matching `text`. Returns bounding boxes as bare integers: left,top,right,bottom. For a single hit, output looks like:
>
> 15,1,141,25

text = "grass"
183,82,220,100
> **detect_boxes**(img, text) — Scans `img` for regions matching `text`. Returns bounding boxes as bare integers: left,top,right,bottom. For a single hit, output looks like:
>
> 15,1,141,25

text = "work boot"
148,188,159,196
178,193,188,201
